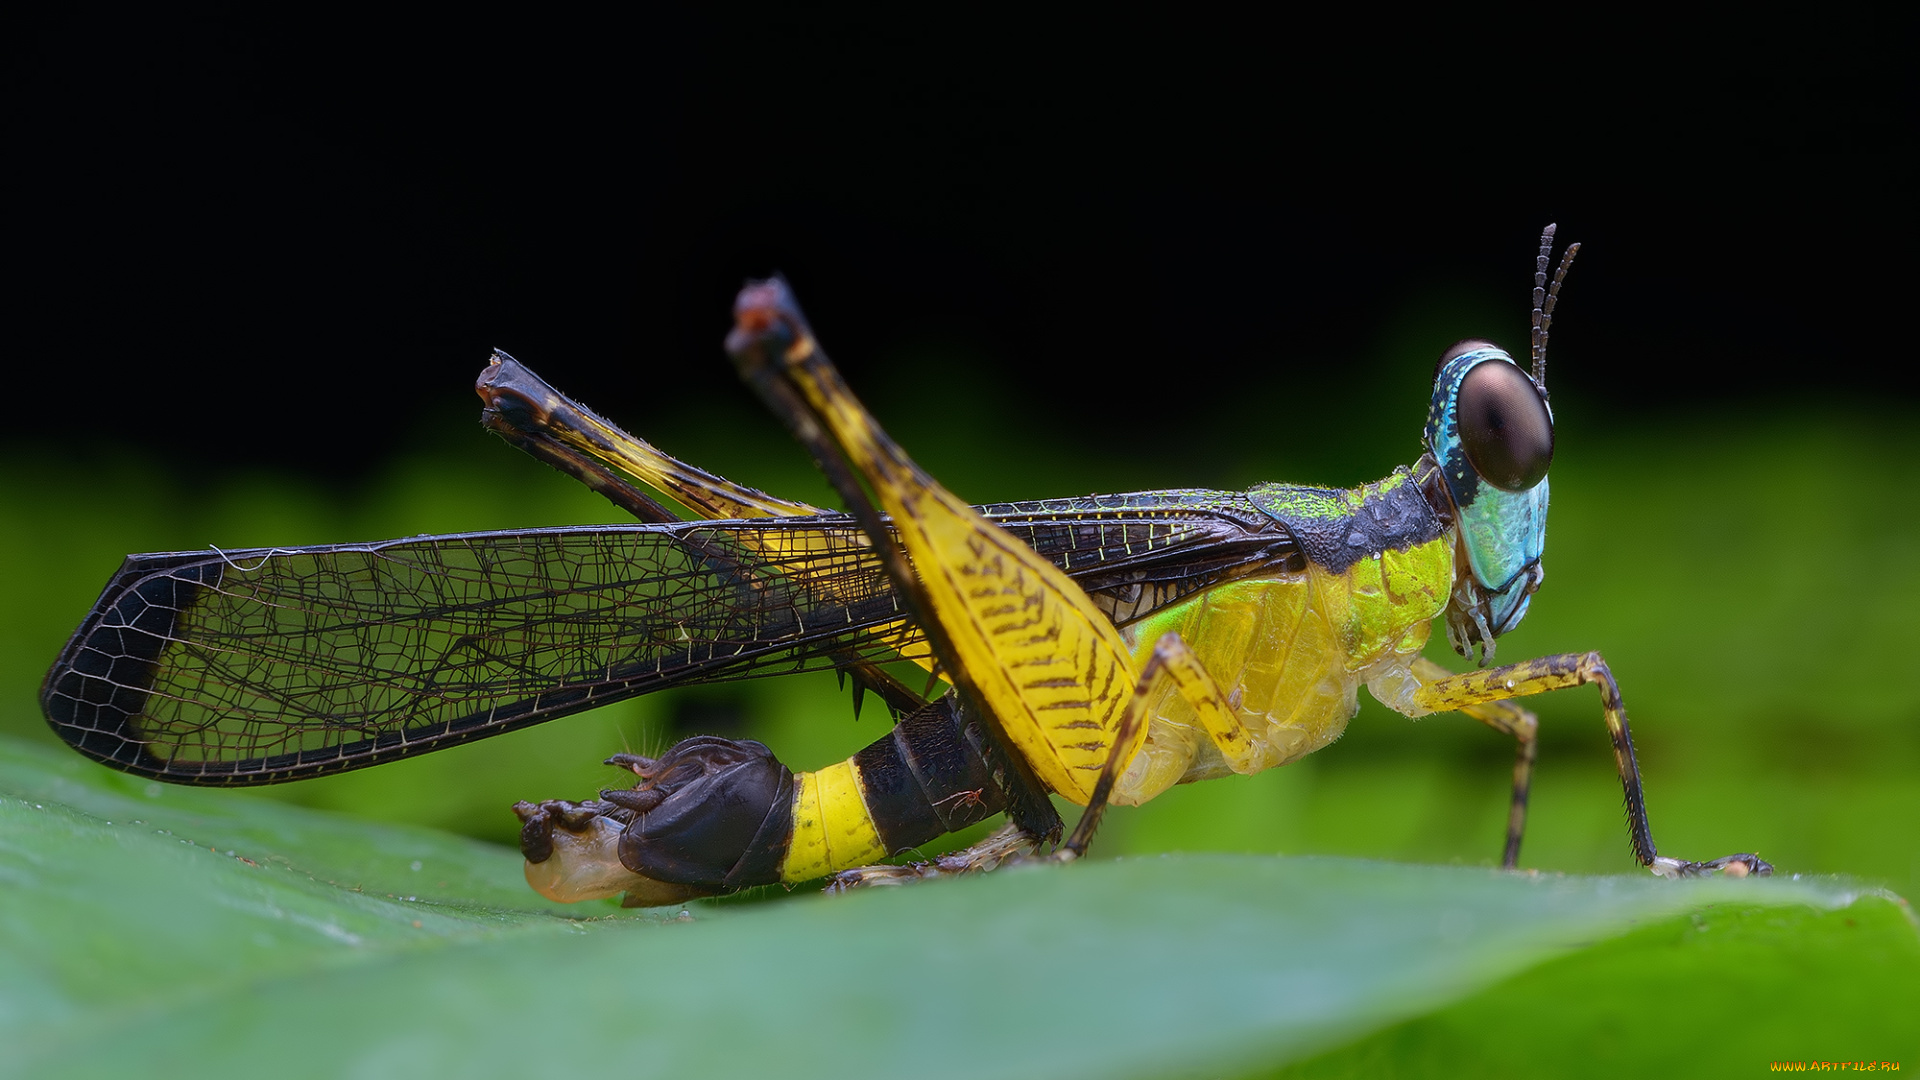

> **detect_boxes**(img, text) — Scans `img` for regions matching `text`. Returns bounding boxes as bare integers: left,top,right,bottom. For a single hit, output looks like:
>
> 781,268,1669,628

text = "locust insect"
41,226,1772,906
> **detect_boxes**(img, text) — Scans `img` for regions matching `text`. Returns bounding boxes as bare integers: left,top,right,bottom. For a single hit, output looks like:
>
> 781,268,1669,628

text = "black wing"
42,495,1296,784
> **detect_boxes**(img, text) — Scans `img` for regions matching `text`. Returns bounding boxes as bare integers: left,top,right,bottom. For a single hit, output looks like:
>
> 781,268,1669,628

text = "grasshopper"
41,227,1771,905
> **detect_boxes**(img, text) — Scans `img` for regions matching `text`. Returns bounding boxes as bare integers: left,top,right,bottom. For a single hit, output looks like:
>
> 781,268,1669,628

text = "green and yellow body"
761,473,1459,885
1114,478,1453,806
508,458,1464,899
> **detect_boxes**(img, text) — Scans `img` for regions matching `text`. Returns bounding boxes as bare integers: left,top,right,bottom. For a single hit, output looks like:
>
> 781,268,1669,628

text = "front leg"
1412,651,1772,878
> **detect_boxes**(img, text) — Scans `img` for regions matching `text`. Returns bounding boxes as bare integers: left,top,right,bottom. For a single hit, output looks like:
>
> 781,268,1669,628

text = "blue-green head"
1424,339,1554,664
1421,223,1577,664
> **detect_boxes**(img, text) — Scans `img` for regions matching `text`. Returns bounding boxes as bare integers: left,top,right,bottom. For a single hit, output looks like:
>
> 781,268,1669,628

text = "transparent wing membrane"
44,500,1295,784
45,521,911,782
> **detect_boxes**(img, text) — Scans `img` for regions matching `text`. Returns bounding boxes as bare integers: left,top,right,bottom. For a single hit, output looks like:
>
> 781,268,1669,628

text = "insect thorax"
1110,470,1455,805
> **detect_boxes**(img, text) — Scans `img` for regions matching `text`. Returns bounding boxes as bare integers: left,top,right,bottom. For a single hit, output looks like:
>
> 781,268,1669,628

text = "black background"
7,13,1908,482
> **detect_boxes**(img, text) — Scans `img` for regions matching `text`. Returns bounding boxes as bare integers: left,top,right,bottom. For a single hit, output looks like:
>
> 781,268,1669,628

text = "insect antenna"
1530,223,1581,396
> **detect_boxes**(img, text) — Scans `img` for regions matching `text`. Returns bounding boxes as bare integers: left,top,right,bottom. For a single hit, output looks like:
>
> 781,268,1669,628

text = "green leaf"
3,736,1910,1080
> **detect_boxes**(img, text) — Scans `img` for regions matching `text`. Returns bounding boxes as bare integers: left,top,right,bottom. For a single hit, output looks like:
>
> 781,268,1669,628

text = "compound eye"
1457,361,1553,491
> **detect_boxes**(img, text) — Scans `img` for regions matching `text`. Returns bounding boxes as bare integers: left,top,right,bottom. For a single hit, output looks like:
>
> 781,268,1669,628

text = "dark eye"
1458,361,1553,491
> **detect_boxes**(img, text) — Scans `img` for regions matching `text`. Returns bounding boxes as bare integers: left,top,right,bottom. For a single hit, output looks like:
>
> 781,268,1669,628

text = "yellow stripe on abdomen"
780,760,890,883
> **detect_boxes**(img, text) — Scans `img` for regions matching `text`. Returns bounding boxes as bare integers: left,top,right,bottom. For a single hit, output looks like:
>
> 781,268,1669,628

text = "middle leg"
1411,657,1539,869
1055,629,1261,861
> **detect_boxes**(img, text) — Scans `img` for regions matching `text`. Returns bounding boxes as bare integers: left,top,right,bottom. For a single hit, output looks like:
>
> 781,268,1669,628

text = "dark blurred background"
6,12,1909,482
4,13,1913,889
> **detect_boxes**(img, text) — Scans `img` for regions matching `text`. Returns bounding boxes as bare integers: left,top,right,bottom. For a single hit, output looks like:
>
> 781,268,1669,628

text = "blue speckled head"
1425,342,1553,661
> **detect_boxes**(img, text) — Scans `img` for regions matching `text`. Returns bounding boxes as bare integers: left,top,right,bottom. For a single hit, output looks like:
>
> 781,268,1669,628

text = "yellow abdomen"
1112,536,1452,805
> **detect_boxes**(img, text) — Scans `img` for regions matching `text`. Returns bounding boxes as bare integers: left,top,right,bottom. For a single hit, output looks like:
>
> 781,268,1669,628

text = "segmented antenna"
1529,223,1580,394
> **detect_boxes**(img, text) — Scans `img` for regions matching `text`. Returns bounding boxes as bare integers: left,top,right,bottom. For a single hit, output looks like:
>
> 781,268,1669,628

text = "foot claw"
824,862,937,893
820,823,1047,893
1650,853,1773,879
